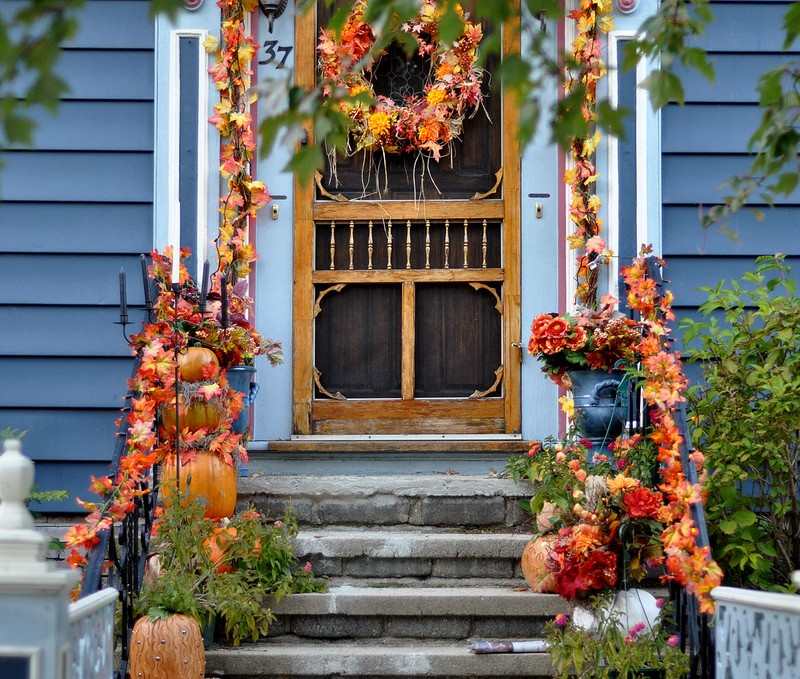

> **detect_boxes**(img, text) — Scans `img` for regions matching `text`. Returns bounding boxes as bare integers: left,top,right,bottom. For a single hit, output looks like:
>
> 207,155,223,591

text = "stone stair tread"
324,577,527,589
273,586,565,617
241,474,530,498
295,529,530,558
206,638,551,677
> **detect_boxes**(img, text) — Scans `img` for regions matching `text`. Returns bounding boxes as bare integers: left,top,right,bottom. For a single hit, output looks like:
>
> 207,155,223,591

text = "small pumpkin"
129,613,205,679
161,452,237,520
520,535,557,593
178,347,220,383
204,526,238,574
161,397,223,435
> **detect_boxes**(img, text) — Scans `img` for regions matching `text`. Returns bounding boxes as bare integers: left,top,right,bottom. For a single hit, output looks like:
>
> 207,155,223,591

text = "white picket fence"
713,584,800,679
68,588,117,679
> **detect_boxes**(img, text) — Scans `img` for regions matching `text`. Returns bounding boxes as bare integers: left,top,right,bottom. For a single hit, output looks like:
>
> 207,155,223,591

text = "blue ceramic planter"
226,365,259,435
567,369,629,450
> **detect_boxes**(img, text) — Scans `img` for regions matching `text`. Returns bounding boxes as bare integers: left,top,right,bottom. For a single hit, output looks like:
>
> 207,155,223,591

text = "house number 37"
259,40,293,68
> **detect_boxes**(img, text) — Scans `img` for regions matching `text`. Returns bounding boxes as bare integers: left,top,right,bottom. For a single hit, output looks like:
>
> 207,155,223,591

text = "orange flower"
607,474,640,494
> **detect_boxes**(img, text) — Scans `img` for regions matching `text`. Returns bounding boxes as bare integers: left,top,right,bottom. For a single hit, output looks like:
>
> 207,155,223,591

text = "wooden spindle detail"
481,219,488,269
348,220,354,270
463,219,469,269
405,220,412,269
425,219,431,270
367,220,374,270
444,219,450,269
329,221,336,270
387,220,393,270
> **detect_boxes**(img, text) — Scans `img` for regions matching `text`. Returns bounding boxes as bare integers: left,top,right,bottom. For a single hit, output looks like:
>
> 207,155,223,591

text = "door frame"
291,3,521,436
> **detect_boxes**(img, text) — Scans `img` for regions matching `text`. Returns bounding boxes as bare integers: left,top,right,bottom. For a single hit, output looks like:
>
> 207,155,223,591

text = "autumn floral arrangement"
511,250,722,676
65,0,275,572
528,302,643,388
317,0,485,164
565,0,614,306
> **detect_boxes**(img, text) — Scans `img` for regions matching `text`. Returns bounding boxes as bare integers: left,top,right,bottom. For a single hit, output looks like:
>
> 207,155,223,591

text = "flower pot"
567,369,629,449
227,365,258,435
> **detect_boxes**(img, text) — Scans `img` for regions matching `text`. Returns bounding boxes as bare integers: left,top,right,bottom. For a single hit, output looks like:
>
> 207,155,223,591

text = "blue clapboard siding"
0,204,152,253
662,2,799,370
0,0,154,514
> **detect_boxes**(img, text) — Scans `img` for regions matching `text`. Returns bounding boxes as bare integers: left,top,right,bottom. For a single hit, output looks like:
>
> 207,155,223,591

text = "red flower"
547,318,568,338
623,486,663,519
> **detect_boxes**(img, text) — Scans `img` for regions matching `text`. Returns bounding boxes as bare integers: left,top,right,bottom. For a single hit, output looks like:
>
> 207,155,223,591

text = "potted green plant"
546,602,688,679
136,487,323,652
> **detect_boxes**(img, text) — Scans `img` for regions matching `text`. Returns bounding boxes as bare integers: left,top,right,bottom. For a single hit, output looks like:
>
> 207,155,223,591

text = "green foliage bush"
683,255,800,590
137,488,324,645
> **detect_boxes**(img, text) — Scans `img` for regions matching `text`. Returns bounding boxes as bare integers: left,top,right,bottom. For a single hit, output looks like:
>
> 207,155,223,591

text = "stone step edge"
240,475,532,499
295,530,530,559
205,640,551,677
271,587,567,618
323,576,528,588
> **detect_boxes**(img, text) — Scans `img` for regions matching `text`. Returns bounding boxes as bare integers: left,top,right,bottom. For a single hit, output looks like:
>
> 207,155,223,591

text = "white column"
0,438,80,679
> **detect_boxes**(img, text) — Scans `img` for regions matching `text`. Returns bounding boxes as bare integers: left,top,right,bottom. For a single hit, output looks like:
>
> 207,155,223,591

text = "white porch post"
0,438,80,679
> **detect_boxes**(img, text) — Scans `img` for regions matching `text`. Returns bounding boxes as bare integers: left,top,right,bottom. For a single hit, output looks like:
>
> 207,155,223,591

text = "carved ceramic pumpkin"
520,535,557,593
204,526,238,574
161,452,237,519
128,613,205,679
178,347,220,382
161,397,223,435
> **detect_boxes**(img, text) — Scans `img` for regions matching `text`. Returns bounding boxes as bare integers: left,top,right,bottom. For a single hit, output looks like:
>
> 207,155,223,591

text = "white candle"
171,245,180,285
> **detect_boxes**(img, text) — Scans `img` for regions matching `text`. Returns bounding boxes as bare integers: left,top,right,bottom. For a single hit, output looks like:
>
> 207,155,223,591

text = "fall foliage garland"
65,0,270,574
565,0,614,307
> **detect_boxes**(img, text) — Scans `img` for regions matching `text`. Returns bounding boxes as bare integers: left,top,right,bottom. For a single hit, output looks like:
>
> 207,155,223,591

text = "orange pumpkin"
161,452,237,520
204,526,238,574
161,397,223,435
129,613,204,679
178,346,219,382
520,535,557,593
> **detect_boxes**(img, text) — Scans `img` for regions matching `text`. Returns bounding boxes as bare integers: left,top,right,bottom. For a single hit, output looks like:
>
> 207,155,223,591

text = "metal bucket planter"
226,365,259,435
567,369,629,450
226,366,258,478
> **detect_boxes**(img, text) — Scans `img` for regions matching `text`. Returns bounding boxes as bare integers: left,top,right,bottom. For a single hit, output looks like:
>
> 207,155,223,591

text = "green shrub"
682,255,800,590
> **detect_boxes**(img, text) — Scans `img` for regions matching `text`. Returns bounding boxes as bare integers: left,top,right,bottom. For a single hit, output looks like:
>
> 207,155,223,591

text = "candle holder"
171,282,182,496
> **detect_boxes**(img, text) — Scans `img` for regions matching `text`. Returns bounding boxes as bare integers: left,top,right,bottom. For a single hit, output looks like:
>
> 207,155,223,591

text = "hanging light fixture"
258,0,288,33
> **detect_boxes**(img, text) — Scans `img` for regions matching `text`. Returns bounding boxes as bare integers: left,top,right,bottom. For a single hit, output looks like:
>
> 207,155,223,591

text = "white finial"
0,438,35,531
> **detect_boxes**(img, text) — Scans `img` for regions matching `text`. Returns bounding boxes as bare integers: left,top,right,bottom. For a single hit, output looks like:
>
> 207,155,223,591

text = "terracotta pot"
520,535,557,593
161,452,237,519
128,613,205,679
178,347,219,383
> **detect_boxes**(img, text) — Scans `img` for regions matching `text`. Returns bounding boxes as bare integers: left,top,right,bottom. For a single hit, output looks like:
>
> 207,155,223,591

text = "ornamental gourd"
520,535,557,593
178,347,220,382
128,614,205,679
162,452,236,519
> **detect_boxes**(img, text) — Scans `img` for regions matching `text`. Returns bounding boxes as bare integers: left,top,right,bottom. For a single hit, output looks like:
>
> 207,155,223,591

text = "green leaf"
719,520,738,535
733,509,757,527
640,70,685,110
286,144,324,185
682,47,714,82
784,3,800,49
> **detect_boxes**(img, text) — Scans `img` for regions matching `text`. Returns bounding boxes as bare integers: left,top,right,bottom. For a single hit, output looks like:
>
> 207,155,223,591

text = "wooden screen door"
292,2,521,436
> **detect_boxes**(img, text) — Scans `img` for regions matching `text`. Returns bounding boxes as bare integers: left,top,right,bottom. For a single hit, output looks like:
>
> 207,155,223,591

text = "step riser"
268,614,546,640
305,554,524,580
242,494,528,528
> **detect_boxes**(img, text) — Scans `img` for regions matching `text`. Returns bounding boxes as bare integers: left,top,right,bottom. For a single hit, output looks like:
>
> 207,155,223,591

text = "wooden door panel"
414,283,502,398
314,284,402,399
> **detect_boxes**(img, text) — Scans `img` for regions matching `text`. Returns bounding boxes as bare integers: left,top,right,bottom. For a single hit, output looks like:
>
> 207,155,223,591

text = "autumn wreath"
317,0,485,162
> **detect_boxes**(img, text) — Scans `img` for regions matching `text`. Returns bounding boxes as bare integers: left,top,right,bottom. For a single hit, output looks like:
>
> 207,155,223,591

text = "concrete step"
205,638,551,677
239,475,532,529
295,529,529,581
267,586,564,641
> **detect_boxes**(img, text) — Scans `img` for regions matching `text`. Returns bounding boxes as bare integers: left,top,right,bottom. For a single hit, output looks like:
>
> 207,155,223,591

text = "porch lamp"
258,0,288,33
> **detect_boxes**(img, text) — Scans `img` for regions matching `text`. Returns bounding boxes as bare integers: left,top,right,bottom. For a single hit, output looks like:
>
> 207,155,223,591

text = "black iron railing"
639,256,715,679
79,356,161,679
